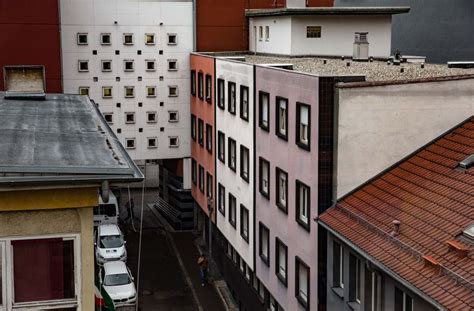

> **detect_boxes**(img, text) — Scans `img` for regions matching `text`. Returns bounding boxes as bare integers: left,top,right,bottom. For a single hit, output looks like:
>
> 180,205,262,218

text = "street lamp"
207,196,214,256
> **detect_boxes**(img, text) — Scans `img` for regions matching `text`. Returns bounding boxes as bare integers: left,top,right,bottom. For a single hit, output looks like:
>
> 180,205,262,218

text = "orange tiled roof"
320,117,474,310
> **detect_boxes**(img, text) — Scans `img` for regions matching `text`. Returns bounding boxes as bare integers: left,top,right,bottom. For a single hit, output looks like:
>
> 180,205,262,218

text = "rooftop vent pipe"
390,220,401,237
459,154,474,170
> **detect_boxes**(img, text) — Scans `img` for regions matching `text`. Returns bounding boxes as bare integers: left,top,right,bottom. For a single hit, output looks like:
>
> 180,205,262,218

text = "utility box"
353,32,369,61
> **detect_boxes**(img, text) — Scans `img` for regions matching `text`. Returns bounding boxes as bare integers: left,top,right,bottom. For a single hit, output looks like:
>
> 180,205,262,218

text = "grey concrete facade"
335,0,474,63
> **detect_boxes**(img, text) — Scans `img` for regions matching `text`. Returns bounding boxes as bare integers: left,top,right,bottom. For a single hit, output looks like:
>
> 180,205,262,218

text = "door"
0,241,5,311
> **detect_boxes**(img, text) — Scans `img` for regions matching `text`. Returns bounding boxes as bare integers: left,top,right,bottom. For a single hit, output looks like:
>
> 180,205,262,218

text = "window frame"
145,59,156,72
240,145,249,183
147,137,157,149
395,287,413,311
168,111,179,123
124,59,134,72
217,131,225,163
205,123,213,153
307,26,322,38
217,78,225,109
349,253,362,304
295,256,310,310
296,102,311,151
191,159,197,185
275,96,288,141
275,238,288,287
100,33,111,45
228,193,237,228
275,167,288,213
240,204,249,243
125,138,136,149
146,86,157,98
123,33,134,45
197,72,204,100
259,91,270,131
206,172,213,199
168,85,178,97
125,112,135,124
101,60,112,72
77,33,88,45
78,60,89,72
198,119,204,147
205,74,212,103
147,111,157,124
102,86,113,98
240,85,249,121
296,180,311,231
259,157,270,199
333,241,344,290
78,87,89,96
145,33,155,45
168,59,178,71
265,26,270,41
169,136,179,148
259,222,270,266
198,165,205,193
228,137,237,172
228,81,236,115
124,86,135,98
191,114,196,141
218,183,226,216
191,70,196,96
167,33,177,45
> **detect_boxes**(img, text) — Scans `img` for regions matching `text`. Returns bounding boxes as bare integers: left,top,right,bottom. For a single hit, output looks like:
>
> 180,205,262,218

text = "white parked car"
100,261,137,307
94,192,119,227
95,224,127,265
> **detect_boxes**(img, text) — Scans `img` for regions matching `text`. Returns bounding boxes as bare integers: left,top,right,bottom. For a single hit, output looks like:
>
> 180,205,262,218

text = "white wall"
60,0,193,162
336,78,474,198
215,59,255,270
250,15,392,58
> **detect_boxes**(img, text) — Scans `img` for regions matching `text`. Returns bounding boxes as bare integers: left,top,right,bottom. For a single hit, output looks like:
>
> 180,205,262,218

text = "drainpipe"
192,0,196,51
101,180,110,203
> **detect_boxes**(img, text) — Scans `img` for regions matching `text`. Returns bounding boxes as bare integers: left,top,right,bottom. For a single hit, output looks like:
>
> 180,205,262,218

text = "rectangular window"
167,33,177,45
169,136,179,148
147,137,157,149
218,183,225,216
102,86,112,98
228,137,236,171
217,79,225,109
276,167,288,213
259,91,270,131
168,59,178,71
78,60,89,72
168,111,178,123
296,180,310,231
307,26,322,38
206,173,213,199
349,254,362,303
124,86,134,98
123,33,133,45
296,103,311,150
275,238,288,286
240,145,250,182
103,113,113,124
395,288,413,311
259,222,270,265
191,115,196,141
191,70,196,96
168,86,178,97
198,72,204,100
145,59,156,71
259,26,263,41
100,33,111,45
77,33,88,45
125,112,135,124
228,82,236,114
333,241,344,289
265,26,270,41
147,111,157,123
295,257,310,310
147,86,156,97
124,60,134,72
206,124,213,152
365,269,381,311
240,205,249,242
0,241,5,307
198,119,204,146
205,74,212,103
276,97,288,140
199,165,205,193
125,138,135,149
192,159,197,185
101,60,112,72
259,157,270,199
78,87,89,96
145,33,155,45
218,131,225,163
240,86,249,121
229,193,236,228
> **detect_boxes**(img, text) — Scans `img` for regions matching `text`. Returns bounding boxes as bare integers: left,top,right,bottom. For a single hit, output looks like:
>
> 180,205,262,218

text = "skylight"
463,224,474,240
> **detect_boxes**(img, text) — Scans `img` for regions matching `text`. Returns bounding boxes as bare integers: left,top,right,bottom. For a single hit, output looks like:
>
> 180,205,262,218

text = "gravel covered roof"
244,55,474,82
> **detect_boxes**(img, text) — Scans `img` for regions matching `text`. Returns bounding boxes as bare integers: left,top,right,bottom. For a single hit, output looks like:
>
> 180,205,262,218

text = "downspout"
192,0,197,51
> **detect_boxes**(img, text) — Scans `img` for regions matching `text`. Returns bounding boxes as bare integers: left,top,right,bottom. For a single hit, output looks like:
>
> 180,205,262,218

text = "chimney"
390,220,401,237
4,65,46,100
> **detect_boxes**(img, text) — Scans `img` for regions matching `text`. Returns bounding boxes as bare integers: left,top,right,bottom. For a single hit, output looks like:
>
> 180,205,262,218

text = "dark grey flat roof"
0,93,143,185
245,6,410,17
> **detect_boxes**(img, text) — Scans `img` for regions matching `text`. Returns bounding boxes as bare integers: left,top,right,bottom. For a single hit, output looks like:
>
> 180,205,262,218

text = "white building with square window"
60,0,194,184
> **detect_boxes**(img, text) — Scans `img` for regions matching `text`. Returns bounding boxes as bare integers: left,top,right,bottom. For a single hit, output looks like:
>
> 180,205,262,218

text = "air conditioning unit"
353,32,369,61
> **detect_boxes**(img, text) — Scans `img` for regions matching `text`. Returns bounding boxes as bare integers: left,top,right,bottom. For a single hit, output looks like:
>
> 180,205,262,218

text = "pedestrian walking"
197,253,209,286
124,198,135,223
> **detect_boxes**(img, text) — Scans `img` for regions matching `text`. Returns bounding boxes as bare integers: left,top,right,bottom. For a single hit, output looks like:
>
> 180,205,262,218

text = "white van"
94,192,119,226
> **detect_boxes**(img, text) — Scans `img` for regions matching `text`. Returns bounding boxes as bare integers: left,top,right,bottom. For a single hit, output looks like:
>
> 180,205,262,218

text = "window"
259,91,270,131
102,86,112,98
124,60,134,72
365,269,381,311
78,87,89,96
197,72,204,100
295,257,310,309
147,111,157,123
240,86,249,121
169,136,179,148
206,173,213,199
168,59,178,71
102,60,112,72
146,59,156,71
296,103,311,150
101,33,111,45
146,86,156,97
199,165,205,193
169,111,179,122
265,26,270,41
217,79,225,109
307,26,322,38
124,86,135,98
77,33,88,45
395,288,413,311
240,145,249,182
191,114,196,140
147,137,157,149
167,33,177,45
228,137,236,171
259,26,263,41
259,222,270,265
168,86,178,97
78,60,89,72
205,74,212,103
276,97,288,140
296,180,310,231
259,157,270,199
349,254,362,303
103,113,113,124
276,168,288,213
218,131,225,163
198,119,204,146
218,183,225,215
0,242,4,307
275,238,288,286
145,33,155,45
206,124,213,152
123,33,133,45
228,82,236,114
192,159,197,185
333,241,344,289
126,138,136,149
229,193,236,228
240,205,249,242
125,112,135,124
191,70,196,96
